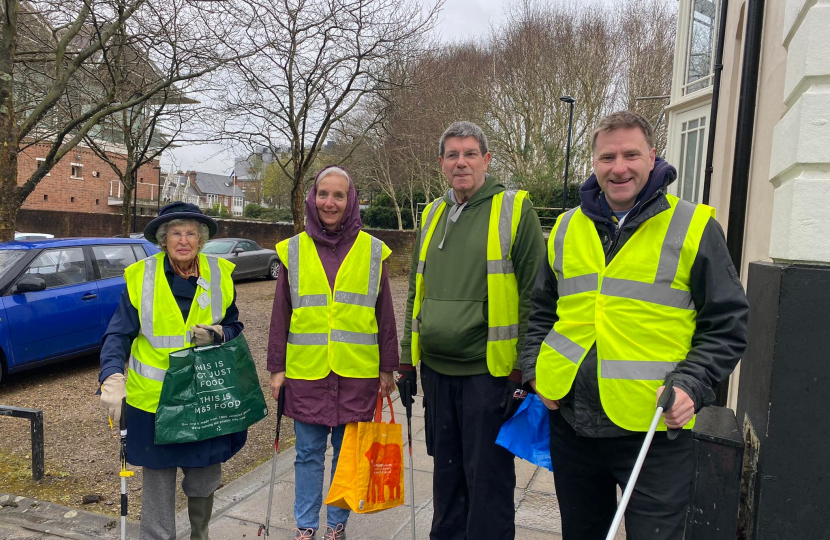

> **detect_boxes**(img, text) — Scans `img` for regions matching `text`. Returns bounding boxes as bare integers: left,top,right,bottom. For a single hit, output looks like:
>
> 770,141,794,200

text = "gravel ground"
0,274,410,519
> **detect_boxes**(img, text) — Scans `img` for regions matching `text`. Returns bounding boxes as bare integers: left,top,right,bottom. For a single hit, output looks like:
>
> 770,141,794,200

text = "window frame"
10,247,92,293
668,105,710,204
70,162,84,180
681,0,720,97
35,157,50,176
89,244,139,281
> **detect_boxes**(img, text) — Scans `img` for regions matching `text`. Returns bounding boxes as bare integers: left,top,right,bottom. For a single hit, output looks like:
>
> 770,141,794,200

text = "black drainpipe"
714,0,765,407
726,0,766,275
702,0,730,205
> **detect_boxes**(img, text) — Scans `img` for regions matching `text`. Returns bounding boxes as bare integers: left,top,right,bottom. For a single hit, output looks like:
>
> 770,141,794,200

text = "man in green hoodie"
396,121,544,539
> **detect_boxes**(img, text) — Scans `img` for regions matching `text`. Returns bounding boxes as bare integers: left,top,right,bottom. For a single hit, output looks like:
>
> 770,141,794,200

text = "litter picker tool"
258,385,286,537
404,381,417,540
605,381,680,540
119,398,133,540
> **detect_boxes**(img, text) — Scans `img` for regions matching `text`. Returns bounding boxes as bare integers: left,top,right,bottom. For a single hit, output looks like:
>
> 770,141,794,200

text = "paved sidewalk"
174,394,567,539
1,393,594,539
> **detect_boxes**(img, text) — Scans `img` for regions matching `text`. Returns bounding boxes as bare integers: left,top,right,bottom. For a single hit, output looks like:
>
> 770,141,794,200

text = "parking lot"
0,275,410,518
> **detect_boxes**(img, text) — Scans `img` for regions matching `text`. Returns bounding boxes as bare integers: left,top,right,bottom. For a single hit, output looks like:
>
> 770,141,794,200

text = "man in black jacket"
521,111,749,540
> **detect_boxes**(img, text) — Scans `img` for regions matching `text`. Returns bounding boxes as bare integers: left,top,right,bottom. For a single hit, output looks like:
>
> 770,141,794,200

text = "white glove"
191,324,224,346
100,373,127,426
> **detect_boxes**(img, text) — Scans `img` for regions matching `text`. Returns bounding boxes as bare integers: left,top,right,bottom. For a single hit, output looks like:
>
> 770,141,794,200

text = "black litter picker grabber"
119,398,133,540
258,385,286,537
605,381,680,540
404,381,416,540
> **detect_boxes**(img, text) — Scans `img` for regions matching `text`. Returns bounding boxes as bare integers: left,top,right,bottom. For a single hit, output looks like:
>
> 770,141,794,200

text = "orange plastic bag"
324,394,404,513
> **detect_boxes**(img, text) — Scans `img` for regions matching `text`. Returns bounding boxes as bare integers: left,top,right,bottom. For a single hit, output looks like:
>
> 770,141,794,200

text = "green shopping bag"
154,334,268,444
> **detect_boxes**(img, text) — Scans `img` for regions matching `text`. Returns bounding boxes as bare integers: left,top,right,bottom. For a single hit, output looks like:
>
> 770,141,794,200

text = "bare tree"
0,0,245,240
81,0,246,235
211,0,440,233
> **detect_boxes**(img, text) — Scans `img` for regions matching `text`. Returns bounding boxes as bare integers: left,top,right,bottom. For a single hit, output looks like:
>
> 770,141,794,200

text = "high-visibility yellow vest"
412,190,527,377
275,231,392,380
535,194,715,431
124,252,236,413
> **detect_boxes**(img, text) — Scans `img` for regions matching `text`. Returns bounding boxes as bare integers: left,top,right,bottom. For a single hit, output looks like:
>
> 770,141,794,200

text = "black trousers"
548,409,694,540
421,363,516,540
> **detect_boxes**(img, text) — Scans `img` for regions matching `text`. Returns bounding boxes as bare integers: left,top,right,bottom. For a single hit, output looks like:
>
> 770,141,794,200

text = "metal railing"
0,406,44,481
109,180,158,201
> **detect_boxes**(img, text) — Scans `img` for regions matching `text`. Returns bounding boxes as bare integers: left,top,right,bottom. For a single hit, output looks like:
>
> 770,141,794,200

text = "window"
237,241,257,252
43,194,48,201
70,197,75,203
132,244,147,260
683,0,719,95
676,117,707,202
35,158,50,176
16,248,88,290
70,163,83,179
92,245,137,279
95,199,100,205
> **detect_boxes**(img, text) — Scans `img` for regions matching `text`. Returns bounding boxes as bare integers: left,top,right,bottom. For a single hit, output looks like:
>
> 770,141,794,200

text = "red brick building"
18,143,163,217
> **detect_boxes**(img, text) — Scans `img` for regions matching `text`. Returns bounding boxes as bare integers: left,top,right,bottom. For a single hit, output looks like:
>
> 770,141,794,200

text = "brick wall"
15,210,417,275
17,143,161,215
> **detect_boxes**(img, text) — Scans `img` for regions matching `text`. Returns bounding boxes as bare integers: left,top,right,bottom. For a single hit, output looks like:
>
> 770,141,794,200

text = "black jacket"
520,158,750,437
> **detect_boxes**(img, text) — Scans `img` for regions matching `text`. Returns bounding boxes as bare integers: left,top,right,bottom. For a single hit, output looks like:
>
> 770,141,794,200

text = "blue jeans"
293,420,350,531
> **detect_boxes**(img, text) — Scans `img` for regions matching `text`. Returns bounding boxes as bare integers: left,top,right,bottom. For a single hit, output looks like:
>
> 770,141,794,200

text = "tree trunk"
121,178,134,237
291,172,305,234
393,197,403,231
0,0,19,243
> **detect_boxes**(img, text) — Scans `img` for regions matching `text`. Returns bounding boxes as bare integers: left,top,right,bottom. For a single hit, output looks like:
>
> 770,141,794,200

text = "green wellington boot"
188,494,214,540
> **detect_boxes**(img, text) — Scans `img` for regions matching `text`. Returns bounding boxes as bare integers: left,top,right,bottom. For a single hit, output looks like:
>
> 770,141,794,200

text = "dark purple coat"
266,166,399,426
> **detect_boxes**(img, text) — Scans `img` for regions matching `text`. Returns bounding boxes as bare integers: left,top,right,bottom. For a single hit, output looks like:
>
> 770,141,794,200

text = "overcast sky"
162,0,515,174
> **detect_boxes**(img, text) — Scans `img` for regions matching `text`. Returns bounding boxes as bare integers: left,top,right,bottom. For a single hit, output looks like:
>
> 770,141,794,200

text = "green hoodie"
400,175,545,376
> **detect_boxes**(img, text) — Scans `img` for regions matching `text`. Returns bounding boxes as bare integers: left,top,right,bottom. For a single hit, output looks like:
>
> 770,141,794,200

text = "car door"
89,244,138,332
3,247,101,367
233,241,261,278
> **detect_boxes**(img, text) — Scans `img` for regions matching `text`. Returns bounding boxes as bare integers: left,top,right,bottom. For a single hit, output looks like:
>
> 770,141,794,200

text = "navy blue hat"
143,202,218,245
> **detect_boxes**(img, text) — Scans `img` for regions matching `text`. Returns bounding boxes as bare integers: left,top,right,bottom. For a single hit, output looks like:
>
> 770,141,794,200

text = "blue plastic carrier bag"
496,393,553,471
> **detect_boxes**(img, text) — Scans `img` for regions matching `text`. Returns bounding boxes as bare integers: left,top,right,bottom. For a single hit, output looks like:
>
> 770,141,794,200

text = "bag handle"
373,392,396,424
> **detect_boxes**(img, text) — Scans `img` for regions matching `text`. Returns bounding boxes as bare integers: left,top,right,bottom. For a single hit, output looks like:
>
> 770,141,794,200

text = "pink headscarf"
304,165,363,249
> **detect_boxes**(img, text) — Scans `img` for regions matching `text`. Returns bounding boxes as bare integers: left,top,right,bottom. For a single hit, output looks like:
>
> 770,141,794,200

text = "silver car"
202,238,280,280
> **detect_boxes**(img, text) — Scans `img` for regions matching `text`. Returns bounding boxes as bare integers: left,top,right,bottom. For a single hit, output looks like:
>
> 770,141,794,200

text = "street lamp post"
560,96,576,213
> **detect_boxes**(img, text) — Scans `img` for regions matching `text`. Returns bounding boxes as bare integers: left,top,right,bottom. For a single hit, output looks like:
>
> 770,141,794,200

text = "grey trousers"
139,463,221,540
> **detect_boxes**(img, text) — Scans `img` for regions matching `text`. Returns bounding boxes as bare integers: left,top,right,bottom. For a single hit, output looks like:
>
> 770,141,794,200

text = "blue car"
0,237,159,383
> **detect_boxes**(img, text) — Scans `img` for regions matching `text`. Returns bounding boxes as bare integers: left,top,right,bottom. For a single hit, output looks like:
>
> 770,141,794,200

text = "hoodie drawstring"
438,201,467,250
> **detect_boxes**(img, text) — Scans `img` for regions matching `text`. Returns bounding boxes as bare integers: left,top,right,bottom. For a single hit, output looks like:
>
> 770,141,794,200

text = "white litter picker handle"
605,381,677,540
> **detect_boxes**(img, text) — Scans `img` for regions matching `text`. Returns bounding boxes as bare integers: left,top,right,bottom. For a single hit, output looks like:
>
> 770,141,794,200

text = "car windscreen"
202,241,235,254
0,250,27,280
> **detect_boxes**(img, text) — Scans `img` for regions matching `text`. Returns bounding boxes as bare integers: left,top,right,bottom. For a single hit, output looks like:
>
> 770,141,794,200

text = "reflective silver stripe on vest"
558,273,598,297
411,318,419,332
334,236,383,308
129,355,167,382
488,324,519,341
288,332,329,345
331,329,378,345
417,260,425,274
139,257,186,349
207,256,223,324
498,190,518,260
601,278,694,310
543,328,585,364
552,209,597,297
655,200,696,285
288,235,328,308
486,259,515,275
601,360,679,380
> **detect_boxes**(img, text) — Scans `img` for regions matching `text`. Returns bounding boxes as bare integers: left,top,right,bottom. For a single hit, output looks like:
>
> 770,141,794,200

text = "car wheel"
267,260,279,280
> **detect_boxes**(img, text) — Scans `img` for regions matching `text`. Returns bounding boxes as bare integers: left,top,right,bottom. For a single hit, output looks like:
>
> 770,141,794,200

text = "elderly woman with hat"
267,165,399,540
98,202,244,540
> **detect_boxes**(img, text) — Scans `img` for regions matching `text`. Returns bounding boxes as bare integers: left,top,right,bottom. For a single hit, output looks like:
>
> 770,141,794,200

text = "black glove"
500,370,528,420
395,366,418,407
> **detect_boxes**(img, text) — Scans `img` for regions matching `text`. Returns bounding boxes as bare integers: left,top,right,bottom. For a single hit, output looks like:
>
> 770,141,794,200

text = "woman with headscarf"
266,166,399,540
98,202,245,540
